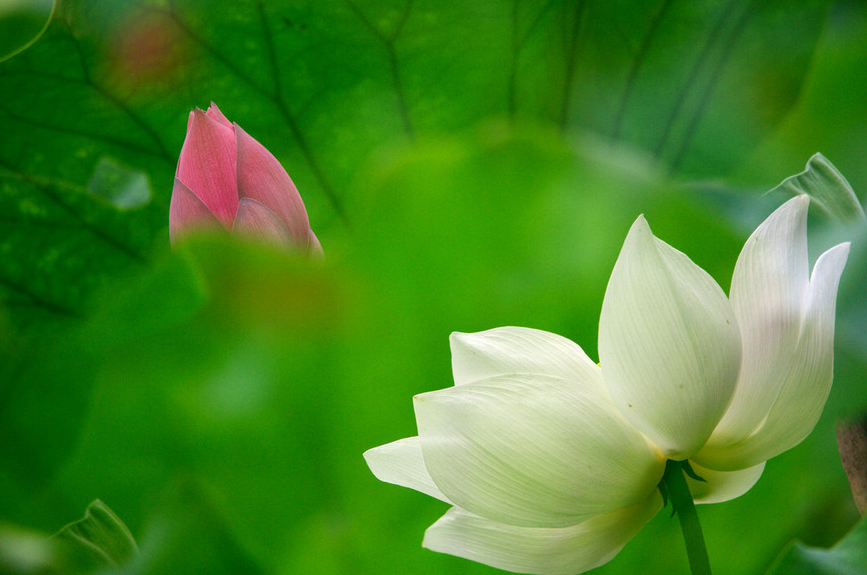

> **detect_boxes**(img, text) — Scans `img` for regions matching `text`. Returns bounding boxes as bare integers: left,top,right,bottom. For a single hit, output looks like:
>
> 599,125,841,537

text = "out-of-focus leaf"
54,238,349,572
0,523,57,574
81,248,208,351
0,0,55,63
0,0,830,336
116,482,264,575
744,1,867,207
53,500,138,570
769,153,866,223
516,0,831,176
87,157,152,210
767,514,867,574
0,325,99,494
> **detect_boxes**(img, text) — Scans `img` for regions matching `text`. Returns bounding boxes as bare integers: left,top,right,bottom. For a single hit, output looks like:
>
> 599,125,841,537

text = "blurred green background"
1,0,866,573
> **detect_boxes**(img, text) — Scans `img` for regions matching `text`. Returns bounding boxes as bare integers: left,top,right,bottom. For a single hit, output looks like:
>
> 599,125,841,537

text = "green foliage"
0,1,865,574
0,523,57,574
767,514,867,575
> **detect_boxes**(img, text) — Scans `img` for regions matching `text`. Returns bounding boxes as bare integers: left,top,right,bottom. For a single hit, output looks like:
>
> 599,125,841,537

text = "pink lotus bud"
169,103,322,256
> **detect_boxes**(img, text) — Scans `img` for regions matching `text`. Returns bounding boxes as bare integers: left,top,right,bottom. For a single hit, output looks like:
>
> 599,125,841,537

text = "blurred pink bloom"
169,103,322,255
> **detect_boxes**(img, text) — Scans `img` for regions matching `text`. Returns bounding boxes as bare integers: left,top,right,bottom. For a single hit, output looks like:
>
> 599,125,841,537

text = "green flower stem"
660,459,712,575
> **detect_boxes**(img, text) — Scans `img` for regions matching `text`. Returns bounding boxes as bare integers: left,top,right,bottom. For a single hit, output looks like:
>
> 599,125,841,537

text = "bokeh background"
1,0,866,573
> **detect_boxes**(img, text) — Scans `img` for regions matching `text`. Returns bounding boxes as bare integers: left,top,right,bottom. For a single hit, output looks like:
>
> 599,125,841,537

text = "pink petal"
205,102,233,129
176,108,239,229
235,123,311,246
169,178,223,244
233,197,294,247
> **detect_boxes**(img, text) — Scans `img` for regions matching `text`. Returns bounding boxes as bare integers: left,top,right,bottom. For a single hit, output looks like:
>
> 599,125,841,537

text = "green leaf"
0,0,830,333
53,499,138,569
766,514,867,575
118,481,264,575
769,153,867,223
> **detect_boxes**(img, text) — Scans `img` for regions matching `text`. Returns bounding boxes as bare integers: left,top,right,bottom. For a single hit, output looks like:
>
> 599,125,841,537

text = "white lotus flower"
364,196,849,575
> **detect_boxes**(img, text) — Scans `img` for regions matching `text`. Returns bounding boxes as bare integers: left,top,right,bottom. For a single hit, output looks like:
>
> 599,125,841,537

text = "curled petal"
176,108,239,228
598,216,741,460
168,178,222,243
687,460,764,504
363,437,450,503
414,373,664,528
423,493,662,575
235,124,312,247
450,327,603,387
233,197,294,246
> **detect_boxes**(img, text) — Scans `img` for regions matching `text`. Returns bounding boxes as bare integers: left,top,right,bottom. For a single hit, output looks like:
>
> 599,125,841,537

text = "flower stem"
660,459,712,575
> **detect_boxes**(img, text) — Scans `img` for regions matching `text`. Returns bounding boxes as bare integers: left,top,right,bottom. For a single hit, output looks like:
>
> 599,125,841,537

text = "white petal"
697,238,850,469
695,197,850,469
414,373,665,528
450,327,603,386
598,216,741,460
423,494,662,575
687,460,765,504
702,197,809,444
363,437,450,503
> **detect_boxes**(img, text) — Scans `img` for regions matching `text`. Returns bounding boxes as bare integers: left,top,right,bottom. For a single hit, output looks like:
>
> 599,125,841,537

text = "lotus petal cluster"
169,103,321,255
365,196,849,575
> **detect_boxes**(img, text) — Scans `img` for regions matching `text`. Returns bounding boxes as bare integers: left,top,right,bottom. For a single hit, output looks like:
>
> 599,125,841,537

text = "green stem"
660,460,712,575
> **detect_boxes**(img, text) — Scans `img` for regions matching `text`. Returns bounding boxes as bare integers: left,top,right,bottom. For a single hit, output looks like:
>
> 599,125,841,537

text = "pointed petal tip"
630,213,650,231
412,390,434,406
811,240,850,289
781,193,810,214
363,437,450,503
205,103,233,127
448,330,481,356
829,240,852,258
623,214,655,247
449,330,471,345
